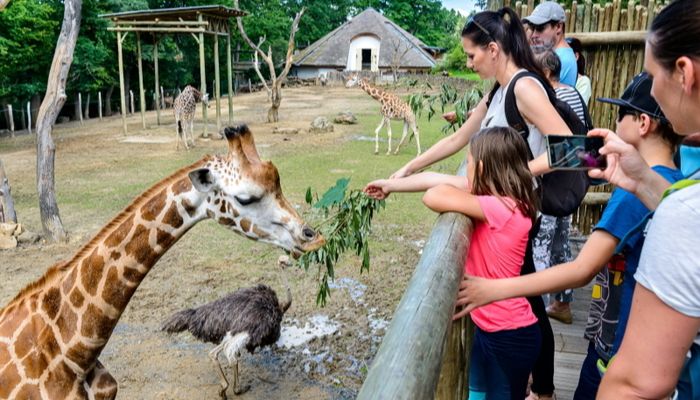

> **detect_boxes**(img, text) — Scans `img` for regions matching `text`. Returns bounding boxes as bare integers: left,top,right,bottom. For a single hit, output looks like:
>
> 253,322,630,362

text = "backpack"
487,70,592,217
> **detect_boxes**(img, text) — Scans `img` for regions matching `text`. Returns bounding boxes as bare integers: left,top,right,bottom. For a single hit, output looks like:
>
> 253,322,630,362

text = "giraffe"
0,125,324,400
345,75,421,155
174,85,209,150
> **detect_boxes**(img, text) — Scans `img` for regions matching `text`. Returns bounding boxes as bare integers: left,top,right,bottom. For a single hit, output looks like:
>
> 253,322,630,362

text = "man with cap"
523,1,578,87
450,73,683,400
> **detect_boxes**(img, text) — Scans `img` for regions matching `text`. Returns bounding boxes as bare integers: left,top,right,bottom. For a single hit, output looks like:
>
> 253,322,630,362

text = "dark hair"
469,127,539,222
648,0,700,72
462,7,549,85
566,37,586,74
629,112,684,151
533,46,561,81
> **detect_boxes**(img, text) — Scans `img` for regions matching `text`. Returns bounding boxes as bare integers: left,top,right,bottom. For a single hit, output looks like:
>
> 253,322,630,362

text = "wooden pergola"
100,5,247,135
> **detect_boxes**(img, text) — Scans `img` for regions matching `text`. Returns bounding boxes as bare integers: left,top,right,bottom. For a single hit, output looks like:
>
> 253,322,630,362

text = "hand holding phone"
546,135,607,170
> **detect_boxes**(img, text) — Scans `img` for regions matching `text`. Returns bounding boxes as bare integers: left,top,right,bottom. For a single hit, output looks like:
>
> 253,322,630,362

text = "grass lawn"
446,70,481,81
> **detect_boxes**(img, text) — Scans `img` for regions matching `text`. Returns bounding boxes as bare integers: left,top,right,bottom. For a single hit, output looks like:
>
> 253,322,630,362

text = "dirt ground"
0,86,439,399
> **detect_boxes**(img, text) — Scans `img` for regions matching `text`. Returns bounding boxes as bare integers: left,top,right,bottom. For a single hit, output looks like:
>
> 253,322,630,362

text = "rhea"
162,256,293,398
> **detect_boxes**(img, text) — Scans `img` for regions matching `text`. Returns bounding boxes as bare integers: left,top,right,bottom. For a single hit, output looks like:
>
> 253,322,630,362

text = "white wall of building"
347,35,381,71
292,67,338,79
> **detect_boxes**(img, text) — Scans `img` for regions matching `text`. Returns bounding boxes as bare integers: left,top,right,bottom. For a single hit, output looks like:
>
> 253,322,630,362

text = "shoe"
546,305,573,324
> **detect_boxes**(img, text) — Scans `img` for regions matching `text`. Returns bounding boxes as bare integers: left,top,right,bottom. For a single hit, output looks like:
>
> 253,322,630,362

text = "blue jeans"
573,341,602,400
469,324,542,400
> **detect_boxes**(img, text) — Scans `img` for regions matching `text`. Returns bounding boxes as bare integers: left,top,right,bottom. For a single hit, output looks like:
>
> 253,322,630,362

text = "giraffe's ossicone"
0,125,324,400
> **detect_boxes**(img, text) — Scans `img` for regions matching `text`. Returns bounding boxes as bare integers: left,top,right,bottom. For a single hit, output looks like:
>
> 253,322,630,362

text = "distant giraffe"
0,125,324,400
346,75,421,155
174,85,209,150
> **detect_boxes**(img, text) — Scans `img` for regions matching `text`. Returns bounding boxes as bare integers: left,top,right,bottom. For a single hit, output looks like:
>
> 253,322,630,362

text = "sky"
440,0,480,16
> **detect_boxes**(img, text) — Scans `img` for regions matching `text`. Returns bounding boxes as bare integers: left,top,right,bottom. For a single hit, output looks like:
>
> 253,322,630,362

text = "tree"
388,38,412,81
234,0,303,123
35,0,82,242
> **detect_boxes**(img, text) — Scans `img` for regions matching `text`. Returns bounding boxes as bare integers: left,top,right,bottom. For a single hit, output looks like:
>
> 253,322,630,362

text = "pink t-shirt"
466,195,537,332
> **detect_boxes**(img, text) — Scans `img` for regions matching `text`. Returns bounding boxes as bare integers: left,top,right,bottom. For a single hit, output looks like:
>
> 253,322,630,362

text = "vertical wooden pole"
198,13,208,138
117,31,127,134
26,102,32,135
154,36,161,125
160,86,165,109
78,93,84,124
214,33,221,134
227,27,233,124
129,90,134,115
136,32,146,129
84,93,90,119
7,105,13,137
98,91,103,120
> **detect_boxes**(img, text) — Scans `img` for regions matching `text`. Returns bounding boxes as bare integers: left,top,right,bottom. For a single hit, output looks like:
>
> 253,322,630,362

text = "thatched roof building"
291,8,438,78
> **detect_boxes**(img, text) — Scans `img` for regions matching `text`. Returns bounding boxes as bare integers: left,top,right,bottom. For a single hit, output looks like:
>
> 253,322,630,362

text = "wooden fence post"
0,160,17,223
7,105,14,137
78,93,83,125
98,92,103,121
129,90,135,115
26,102,32,135
84,93,90,120
160,86,165,110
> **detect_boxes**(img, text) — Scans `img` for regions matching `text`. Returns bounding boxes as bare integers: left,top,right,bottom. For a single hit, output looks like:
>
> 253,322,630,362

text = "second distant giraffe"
174,85,209,150
346,75,421,155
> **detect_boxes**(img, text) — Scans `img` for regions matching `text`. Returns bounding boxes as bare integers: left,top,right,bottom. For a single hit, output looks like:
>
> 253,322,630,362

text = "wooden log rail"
358,164,474,399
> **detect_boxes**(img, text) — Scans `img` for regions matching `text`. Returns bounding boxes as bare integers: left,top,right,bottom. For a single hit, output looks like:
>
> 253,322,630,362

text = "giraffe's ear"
188,168,216,192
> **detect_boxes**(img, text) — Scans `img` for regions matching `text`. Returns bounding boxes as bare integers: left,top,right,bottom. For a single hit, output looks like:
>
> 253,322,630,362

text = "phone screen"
546,135,607,170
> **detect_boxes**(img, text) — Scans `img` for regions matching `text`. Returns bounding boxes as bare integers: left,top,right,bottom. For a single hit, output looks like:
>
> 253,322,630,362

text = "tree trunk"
0,159,17,223
73,95,81,121
105,85,113,116
268,86,281,123
35,0,82,242
84,92,90,119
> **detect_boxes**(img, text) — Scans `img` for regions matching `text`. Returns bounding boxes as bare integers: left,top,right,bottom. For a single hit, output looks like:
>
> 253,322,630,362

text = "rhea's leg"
209,343,230,400
232,361,251,395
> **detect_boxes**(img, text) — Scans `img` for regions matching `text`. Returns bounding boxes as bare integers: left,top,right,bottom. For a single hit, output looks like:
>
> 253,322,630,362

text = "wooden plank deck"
551,238,593,400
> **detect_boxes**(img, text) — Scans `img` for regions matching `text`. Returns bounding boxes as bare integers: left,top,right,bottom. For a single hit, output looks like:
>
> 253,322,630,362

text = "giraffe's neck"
358,80,386,103
8,160,214,376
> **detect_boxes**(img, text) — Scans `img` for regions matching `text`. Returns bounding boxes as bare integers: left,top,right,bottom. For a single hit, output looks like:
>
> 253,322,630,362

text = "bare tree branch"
390,38,413,81
253,51,271,96
276,8,305,89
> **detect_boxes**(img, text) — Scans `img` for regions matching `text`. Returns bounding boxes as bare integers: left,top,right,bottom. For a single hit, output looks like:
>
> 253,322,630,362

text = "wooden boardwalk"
551,238,594,400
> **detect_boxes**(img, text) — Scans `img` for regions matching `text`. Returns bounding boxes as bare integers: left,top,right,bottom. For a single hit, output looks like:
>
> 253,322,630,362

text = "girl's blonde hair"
469,127,539,221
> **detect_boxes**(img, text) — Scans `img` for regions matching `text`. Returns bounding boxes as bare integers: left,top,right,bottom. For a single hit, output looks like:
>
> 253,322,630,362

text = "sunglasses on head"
467,17,492,39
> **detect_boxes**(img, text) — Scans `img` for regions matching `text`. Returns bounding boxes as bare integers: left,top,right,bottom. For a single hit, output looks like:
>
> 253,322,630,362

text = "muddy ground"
0,86,445,399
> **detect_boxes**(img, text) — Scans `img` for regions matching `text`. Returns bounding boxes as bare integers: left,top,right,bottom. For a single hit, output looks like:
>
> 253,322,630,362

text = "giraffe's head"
345,74,360,88
188,125,324,258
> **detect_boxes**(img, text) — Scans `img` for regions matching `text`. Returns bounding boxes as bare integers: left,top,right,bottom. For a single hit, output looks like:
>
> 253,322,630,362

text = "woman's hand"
452,274,499,320
442,111,457,124
363,179,393,200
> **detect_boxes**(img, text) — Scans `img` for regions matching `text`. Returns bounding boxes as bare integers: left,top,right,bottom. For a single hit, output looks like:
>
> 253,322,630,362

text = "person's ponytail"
498,7,550,86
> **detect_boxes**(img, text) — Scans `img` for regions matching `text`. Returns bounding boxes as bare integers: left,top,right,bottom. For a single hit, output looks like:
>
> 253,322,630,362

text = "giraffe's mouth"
291,235,326,259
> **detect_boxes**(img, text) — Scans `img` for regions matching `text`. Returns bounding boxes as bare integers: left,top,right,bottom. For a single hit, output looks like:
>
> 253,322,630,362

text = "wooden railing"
357,165,475,399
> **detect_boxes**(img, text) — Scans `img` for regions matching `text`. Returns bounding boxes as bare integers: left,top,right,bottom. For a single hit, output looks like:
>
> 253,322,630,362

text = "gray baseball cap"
523,1,566,25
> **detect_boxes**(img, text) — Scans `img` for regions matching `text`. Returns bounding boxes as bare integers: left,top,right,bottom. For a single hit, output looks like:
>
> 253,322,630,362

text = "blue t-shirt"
555,47,578,87
584,165,682,360
610,166,683,355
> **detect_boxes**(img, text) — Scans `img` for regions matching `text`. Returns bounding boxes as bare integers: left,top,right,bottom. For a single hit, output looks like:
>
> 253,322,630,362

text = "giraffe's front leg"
374,118,386,155
394,120,410,155
385,118,393,155
84,360,118,400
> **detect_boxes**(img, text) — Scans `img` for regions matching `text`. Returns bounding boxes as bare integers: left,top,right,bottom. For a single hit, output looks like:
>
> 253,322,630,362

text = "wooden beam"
198,13,208,138
117,30,127,134
154,37,161,125
114,20,208,26
568,30,647,45
227,26,233,124
214,33,221,133
108,27,205,33
136,32,146,129
357,162,473,400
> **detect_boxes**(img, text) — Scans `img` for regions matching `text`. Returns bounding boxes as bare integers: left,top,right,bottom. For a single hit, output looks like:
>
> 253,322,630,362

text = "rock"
17,230,40,244
310,117,334,133
272,127,300,135
333,111,357,125
0,222,18,236
0,234,17,250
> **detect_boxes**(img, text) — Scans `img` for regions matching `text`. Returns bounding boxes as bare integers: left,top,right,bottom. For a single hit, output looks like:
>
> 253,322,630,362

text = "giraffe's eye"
234,195,261,206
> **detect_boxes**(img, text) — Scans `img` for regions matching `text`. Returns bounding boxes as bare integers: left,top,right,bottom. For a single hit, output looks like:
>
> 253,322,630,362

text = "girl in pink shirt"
365,127,541,399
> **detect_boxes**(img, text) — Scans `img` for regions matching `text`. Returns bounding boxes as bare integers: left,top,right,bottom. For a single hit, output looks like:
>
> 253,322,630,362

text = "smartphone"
546,135,607,170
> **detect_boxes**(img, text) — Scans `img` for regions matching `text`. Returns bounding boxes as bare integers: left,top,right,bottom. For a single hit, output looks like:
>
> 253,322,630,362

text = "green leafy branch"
297,178,385,306
408,81,488,135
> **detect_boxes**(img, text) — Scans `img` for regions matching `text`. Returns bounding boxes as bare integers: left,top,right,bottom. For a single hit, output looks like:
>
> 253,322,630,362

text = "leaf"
314,178,350,208
305,187,313,205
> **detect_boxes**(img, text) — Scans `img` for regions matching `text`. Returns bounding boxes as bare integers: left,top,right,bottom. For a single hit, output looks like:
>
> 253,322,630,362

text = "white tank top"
480,69,548,158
